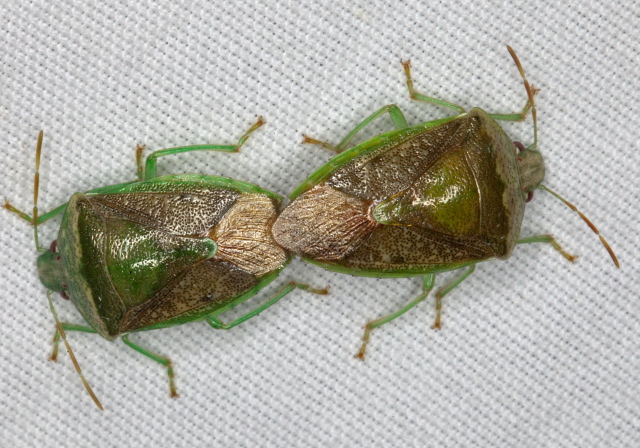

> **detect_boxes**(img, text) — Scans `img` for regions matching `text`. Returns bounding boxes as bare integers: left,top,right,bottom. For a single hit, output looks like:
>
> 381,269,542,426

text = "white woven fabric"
1,1,637,446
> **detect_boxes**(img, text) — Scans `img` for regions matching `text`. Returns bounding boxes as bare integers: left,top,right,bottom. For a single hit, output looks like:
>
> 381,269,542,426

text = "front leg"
304,104,409,154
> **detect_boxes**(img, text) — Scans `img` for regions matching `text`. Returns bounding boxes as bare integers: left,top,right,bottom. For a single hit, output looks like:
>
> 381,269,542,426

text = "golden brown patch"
210,194,288,276
272,183,380,260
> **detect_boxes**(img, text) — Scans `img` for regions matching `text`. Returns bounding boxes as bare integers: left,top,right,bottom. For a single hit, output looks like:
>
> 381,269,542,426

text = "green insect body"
6,119,327,409
43,176,289,341
275,108,542,274
272,47,618,359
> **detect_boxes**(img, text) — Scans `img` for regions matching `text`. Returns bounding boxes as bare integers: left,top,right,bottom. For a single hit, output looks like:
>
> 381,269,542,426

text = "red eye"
60,291,70,300
526,191,534,203
50,240,58,253
514,141,525,153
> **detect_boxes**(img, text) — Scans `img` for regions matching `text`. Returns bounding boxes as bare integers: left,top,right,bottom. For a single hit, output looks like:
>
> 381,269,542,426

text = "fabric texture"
1,1,637,446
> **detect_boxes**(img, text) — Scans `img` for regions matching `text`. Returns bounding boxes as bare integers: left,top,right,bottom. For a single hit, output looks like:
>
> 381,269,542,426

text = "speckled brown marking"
59,182,289,340
121,259,258,333
210,193,288,276
275,109,528,267
91,185,239,236
326,113,468,201
272,183,380,261
341,225,494,271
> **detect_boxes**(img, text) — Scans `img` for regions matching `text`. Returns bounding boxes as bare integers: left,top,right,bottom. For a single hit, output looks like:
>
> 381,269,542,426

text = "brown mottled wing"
120,259,258,333
373,146,481,237
326,115,470,201
275,109,523,269
90,184,239,236
103,218,218,308
343,109,524,259
272,183,380,261
341,225,494,271
210,194,289,276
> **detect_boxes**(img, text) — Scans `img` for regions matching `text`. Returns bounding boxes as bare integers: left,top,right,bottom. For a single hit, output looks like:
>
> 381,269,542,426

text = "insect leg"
135,144,146,181
141,116,265,180
432,265,476,330
121,334,178,398
205,281,329,330
517,234,577,263
401,60,465,114
4,201,67,225
503,46,538,150
303,104,409,154
4,131,69,251
47,291,103,409
488,86,540,122
50,323,97,362
355,274,435,360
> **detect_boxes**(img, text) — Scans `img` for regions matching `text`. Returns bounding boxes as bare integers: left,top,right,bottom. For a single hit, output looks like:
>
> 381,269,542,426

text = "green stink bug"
272,47,619,360
5,118,327,409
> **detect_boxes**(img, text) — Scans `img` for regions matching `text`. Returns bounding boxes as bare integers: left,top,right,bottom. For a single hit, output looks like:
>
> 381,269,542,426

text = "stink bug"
272,47,619,359
5,118,327,409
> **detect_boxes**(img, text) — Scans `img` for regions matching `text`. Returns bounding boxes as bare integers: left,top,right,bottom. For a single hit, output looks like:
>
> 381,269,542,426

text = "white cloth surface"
1,1,637,447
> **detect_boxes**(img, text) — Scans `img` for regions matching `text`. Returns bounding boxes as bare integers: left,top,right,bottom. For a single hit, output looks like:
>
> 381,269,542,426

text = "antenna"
507,45,538,150
539,185,619,268
48,291,103,410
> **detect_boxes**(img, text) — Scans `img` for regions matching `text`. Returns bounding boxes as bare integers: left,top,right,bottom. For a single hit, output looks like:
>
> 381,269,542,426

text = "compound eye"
514,141,526,153
49,240,58,253
526,191,534,203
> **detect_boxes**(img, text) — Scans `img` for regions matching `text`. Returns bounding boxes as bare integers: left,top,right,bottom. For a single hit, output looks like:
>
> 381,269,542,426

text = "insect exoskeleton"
272,47,619,360
5,118,327,409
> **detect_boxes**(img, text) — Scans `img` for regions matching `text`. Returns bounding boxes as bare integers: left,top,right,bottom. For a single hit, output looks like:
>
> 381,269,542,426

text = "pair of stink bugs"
5,47,619,409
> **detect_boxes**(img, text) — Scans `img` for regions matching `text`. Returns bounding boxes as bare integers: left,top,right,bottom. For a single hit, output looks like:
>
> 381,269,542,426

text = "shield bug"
5,118,328,409
272,46,619,360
